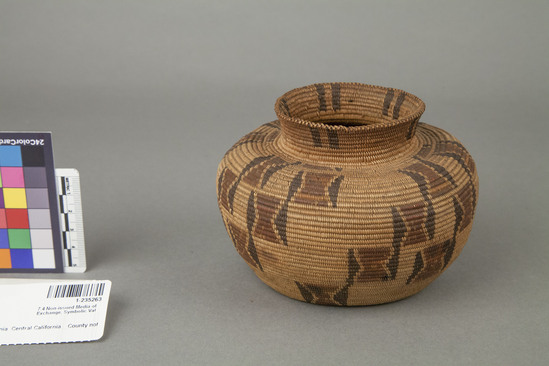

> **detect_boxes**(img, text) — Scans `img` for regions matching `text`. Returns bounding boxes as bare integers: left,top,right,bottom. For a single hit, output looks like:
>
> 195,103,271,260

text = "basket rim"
274,82,426,132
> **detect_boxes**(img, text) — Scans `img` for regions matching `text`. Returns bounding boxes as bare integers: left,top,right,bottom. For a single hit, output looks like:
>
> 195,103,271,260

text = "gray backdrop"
0,1,547,365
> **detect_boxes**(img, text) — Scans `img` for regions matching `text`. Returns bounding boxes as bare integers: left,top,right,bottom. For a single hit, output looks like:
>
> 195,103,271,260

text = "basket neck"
275,83,425,163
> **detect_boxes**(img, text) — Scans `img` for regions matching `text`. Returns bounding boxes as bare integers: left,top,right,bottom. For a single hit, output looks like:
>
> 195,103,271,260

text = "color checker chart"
0,133,63,272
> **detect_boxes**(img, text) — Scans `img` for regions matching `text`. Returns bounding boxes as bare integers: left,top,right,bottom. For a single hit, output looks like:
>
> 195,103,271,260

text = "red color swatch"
5,209,29,229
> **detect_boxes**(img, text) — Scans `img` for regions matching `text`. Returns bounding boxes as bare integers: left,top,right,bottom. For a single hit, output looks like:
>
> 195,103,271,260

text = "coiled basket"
217,82,478,306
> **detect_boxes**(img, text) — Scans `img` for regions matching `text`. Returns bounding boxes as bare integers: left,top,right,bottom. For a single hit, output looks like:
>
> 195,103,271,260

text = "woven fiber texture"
217,82,478,306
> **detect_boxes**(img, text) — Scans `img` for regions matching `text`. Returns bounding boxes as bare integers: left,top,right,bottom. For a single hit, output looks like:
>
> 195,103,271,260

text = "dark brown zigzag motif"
443,196,464,269
261,160,301,188
328,176,344,208
385,207,406,280
414,240,448,282
275,171,304,246
434,140,476,178
331,83,341,111
315,84,327,111
399,169,436,240
413,156,458,188
292,172,344,208
399,201,428,246
407,196,465,284
254,192,282,244
228,155,274,213
406,117,419,140
308,127,339,149
294,282,342,305
239,157,300,195
217,167,226,198
261,168,341,247
393,93,406,119
382,89,394,116
416,144,432,158
309,127,322,147
404,160,456,204
434,140,469,156
280,98,291,117
435,149,476,225
246,191,263,271
219,168,238,212
455,182,473,230
406,251,424,284
226,220,255,269
333,249,360,305
327,129,339,149
356,246,392,282
295,282,314,303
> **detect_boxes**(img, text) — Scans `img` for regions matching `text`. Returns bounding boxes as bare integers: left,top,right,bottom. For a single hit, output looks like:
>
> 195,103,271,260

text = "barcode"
46,283,105,298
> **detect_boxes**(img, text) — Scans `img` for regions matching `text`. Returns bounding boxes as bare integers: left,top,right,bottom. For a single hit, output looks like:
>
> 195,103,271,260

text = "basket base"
249,223,472,306
253,269,438,306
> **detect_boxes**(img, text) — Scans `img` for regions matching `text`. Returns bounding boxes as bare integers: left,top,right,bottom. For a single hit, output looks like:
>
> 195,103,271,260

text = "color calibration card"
0,133,63,273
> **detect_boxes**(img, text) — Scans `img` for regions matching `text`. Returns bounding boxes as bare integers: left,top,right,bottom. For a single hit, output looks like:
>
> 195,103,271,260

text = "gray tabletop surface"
0,1,547,365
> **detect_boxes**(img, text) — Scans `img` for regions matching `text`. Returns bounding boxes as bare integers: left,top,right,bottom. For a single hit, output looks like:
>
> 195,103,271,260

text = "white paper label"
0,280,111,345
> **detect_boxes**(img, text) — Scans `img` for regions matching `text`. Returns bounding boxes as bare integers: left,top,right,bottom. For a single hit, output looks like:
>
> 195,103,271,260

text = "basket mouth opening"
308,116,395,127
275,82,425,130
316,120,370,127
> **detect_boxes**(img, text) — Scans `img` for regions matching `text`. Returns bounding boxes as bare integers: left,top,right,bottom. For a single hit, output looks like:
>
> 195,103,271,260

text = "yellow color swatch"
3,188,27,208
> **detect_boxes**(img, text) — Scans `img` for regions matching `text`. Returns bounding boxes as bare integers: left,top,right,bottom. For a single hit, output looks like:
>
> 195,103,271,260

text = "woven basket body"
217,83,478,306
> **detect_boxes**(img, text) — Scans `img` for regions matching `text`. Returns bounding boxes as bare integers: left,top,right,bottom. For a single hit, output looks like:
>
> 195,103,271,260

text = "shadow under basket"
217,82,478,306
